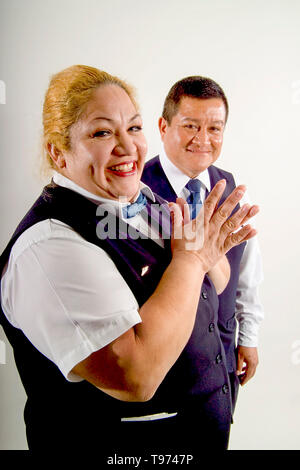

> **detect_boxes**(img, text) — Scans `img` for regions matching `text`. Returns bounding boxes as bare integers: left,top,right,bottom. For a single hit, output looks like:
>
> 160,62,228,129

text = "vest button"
222,384,229,394
216,353,222,364
201,292,208,300
208,322,215,332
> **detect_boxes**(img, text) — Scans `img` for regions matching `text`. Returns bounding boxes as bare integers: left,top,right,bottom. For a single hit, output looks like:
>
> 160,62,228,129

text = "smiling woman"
43,65,146,201
0,64,258,456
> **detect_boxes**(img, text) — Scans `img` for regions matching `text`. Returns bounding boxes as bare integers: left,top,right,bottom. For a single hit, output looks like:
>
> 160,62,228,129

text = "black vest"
0,183,234,450
142,158,246,373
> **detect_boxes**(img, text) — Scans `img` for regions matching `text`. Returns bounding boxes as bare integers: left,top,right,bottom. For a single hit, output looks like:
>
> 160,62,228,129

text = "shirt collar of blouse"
52,171,156,214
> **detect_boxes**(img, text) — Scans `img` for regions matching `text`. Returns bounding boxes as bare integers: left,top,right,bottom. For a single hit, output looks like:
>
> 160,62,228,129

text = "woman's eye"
92,130,111,138
129,125,143,132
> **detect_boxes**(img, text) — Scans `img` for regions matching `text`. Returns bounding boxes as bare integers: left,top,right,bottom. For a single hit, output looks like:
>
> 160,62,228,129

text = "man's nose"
113,132,136,156
192,128,210,144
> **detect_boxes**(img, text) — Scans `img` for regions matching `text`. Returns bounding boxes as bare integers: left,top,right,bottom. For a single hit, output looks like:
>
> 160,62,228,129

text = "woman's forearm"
129,252,206,398
72,251,206,402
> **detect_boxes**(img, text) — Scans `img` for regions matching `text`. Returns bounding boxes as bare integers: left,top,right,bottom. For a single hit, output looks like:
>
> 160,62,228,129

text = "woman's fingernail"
242,204,250,212
249,206,259,216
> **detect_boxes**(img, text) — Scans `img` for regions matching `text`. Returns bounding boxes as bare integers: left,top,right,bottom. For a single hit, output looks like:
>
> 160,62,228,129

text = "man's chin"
186,165,211,177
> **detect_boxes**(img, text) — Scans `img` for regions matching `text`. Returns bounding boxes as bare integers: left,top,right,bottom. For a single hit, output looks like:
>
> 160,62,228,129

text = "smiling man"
142,76,264,414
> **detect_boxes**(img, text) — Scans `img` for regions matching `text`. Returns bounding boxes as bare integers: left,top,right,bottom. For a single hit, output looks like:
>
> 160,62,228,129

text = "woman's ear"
47,143,66,169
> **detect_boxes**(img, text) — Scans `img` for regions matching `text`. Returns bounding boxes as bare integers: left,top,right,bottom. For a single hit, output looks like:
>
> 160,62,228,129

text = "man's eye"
184,124,198,130
210,127,222,133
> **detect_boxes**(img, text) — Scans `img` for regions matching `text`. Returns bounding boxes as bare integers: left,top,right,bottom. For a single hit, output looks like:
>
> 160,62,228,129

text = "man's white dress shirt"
159,147,264,347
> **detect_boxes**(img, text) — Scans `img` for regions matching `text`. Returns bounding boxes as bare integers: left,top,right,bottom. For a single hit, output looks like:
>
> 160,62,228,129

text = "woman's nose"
113,133,136,156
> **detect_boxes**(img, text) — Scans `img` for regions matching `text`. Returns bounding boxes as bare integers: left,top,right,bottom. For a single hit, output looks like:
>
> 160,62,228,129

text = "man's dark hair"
162,76,229,124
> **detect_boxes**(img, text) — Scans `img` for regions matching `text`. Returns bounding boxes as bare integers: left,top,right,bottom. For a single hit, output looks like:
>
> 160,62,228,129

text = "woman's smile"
60,84,147,202
107,160,137,176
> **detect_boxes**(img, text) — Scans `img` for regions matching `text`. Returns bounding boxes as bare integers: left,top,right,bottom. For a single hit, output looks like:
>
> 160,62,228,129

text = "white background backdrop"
0,0,300,450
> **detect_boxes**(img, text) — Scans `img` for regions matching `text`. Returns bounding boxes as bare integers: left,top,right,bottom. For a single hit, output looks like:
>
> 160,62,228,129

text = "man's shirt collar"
159,144,211,196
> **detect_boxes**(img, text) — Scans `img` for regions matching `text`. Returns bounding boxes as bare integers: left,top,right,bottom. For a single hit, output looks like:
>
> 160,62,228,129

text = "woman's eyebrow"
90,113,141,123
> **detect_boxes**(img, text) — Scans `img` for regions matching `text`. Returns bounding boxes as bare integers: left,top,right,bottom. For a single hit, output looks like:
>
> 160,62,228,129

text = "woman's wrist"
171,249,208,275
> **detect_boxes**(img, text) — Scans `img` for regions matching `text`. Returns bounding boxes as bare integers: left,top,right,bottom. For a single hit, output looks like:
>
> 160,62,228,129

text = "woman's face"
61,85,147,202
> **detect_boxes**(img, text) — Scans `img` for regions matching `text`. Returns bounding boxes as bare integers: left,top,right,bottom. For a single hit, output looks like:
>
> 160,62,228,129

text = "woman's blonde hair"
42,64,137,176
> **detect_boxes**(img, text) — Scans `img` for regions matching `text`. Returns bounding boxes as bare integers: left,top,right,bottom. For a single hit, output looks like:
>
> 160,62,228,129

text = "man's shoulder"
142,155,166,185
209,164,234,179
209,164,236,184
143,155,161,172
142,156,177,202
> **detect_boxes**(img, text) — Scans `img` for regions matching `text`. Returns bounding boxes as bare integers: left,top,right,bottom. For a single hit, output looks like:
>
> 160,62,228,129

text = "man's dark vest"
0,183,233,450
142,157,246,373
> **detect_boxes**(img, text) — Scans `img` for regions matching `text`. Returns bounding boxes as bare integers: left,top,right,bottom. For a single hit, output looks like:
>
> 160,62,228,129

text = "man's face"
159,97,226,178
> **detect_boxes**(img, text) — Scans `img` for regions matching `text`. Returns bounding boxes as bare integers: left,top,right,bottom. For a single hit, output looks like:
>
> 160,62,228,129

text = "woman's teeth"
110,162,134,172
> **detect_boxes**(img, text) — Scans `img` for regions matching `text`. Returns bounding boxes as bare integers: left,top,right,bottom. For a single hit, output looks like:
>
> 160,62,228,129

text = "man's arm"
226,184,264,386
235,233,264,385
236,345,259,386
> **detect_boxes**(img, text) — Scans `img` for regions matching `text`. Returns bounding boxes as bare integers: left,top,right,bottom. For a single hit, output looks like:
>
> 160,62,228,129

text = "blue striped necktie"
185,179,202,219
